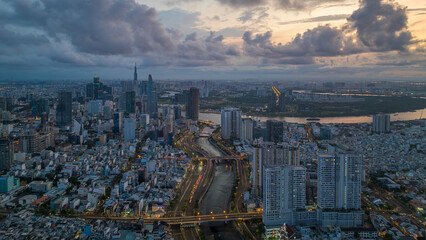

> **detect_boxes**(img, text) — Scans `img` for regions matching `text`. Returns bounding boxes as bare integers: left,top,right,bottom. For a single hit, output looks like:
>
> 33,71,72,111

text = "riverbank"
199,107,426,125
200,95,426,118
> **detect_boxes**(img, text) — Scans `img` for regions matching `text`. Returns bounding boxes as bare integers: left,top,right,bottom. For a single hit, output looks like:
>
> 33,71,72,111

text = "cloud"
238,7,269,23
0,26,49,46
216,0,265,8
143,31,240,67
348,0,412,52
1,0,239,68
275,0,347,11
278,14,349,25
243,0,412,64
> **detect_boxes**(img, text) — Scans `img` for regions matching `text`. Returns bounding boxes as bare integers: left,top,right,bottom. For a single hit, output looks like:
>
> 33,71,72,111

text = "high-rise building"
221,107,241,141
140,114,150,129
201,80,209,98
147,74,157,117
123,118,136,141
241,118,254,142
56,90,72,126
20,131,54,153
186,87,199,121
86,76,112,100
88,100,103,115
372,113,390,133
31,98,49,117
0,137,13,171
267,120,284,143
133,63,138,94
174,105,182,121
125,91,136,114
113,112,123,133
262,166,306,226
251,139,300,198
317,153,362,210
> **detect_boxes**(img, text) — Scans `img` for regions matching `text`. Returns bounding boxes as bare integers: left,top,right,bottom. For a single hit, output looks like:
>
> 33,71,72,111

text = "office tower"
267,120,284,143
251,139,300,198
113,112,123,133
103,105,112,119
221,107,242,141
186,87,199,121
254,124,268,140
88,100,103,115
140,114,150,129
31,98,49,117
262,166,306,226
317,153,362,210
56,90,72,126
133,63,138,94
0,137,13,171
174,105,182,121
125,91,136,114
147,74,157,117
241,118,254,142
372,113,390,133
123,118,136,141
86,76,112,100
201,80,209,98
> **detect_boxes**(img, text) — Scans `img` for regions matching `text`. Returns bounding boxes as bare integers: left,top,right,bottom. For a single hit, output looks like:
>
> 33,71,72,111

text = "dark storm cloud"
348,0,412,52
243,0,412,64
0,26,49,46
143,32,240,67
8,0,174,55
1,0,239,68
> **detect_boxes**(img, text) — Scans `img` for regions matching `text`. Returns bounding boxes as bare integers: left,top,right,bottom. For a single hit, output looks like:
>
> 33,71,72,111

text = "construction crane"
272,86,281,105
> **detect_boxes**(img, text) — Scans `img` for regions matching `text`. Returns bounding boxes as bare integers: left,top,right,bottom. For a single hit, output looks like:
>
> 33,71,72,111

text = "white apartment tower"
317,153,362,210
221,107,241,140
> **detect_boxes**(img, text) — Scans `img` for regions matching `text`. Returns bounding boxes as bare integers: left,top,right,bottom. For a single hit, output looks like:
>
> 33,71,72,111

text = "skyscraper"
147,74,157,117
174,105,182,121
267,120,284,143
186,87,199,121
372,113,390,133
113,112,123,133
241,118,254,142
0,137,13,171
317,153,362,210
133,63,139,95
123,118,136,141
125,91,136,114
263,166,306,226
221,107,241,141
251,139,300,199
56,90,72,126
86,75,112,100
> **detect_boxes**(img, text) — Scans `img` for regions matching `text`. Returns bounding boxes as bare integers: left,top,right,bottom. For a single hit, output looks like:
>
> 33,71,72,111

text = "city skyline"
1,0,425,81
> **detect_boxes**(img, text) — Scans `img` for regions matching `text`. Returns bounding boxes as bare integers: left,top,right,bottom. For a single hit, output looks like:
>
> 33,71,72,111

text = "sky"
0,0,425,81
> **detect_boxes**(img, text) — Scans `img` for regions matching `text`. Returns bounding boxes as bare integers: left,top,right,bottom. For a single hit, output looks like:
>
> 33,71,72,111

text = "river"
196,137,243,240
199,107,426,124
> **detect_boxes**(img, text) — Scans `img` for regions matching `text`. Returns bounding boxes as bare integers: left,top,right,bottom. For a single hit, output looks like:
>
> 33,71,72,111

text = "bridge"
66,212,262,225
144,212,262,225
193,155,247,161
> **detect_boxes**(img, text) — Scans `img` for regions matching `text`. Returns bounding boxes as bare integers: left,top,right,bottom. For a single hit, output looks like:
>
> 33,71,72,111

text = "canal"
196,136,243,239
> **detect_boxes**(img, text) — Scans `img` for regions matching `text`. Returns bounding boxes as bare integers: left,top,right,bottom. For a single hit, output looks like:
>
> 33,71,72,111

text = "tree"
354,232,360,239
383,233,393,240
